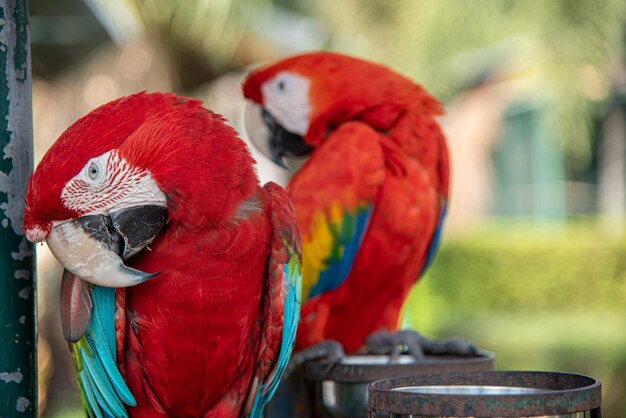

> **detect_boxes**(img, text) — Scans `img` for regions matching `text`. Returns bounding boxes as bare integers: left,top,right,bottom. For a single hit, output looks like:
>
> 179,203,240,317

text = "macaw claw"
286,340,346,376
363,329,478,363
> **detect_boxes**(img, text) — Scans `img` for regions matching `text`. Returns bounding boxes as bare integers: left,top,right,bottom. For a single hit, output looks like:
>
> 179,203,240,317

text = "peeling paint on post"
0,0,36,416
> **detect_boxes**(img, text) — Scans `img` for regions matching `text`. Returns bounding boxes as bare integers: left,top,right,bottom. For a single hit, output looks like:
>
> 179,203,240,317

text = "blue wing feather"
78,369,104,418
80,343,124,417
249,263,302,418
419,201,447,276
80,350,117,417
73,286,135,418
85,296,134,405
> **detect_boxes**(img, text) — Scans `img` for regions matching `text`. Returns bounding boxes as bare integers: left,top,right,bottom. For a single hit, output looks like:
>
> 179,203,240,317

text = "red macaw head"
24,92,252,289
242,51,440,167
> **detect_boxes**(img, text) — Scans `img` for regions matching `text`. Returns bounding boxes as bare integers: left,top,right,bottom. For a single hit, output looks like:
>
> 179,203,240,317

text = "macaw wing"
302,203,373,300
245,182,302,418
63,271,134,418
287,122,386,302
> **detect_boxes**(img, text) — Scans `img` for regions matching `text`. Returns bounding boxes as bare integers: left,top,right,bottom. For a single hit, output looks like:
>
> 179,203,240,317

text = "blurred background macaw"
28,1,626,417
242,51,473,360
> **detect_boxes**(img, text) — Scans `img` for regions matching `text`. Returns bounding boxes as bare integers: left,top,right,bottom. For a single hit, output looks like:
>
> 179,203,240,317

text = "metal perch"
0,0,36,415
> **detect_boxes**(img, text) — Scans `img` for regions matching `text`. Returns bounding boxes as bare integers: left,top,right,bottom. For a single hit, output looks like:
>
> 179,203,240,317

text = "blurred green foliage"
408,222,626,316
404,221,626,417
128,0,261,67
309,0,626,169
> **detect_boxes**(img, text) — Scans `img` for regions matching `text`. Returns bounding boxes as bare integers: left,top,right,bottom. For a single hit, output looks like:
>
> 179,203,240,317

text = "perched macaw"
23,92,302,418
242,52,450,356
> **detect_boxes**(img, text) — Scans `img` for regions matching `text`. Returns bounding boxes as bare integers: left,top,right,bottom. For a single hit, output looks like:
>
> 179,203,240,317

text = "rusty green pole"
0,0,36,416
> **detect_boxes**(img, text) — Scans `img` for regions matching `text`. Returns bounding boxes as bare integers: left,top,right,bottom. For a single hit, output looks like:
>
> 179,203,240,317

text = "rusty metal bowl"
368,370,601,417
301,351,495,418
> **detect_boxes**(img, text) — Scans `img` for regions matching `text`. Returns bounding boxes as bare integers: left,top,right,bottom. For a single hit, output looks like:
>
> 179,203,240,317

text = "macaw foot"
285,340,346,376
363,329,477,363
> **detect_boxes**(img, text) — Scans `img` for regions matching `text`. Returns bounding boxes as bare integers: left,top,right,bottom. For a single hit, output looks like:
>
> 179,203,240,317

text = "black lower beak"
262,108,313,168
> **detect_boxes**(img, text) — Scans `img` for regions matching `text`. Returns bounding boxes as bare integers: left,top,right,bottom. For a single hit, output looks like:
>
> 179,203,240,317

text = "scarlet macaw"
23,92,301,418
242,52,455,357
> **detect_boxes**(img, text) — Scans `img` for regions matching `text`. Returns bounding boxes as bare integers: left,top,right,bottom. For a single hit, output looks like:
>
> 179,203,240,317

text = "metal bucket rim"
368,370,602,417
303,350,495,383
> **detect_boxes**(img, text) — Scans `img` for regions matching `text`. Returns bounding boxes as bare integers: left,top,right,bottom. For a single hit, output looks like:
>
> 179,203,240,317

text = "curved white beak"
47,220,157,288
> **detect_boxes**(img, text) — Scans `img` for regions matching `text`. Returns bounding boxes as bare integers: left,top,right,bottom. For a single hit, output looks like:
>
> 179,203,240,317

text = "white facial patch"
61,150,166,216
262,71,311,136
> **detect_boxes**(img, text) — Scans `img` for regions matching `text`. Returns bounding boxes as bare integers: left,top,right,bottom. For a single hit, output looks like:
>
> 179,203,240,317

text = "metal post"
0,0,36,416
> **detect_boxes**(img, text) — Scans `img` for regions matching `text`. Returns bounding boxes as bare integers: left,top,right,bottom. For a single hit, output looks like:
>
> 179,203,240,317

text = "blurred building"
442,55,626,234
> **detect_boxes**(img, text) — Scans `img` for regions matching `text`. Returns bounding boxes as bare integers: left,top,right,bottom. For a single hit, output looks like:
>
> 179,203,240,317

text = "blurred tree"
122,0,326,89
308,0,626,170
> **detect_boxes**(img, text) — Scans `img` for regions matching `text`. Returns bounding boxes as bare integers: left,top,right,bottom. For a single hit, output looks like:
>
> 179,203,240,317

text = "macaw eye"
87,162,101,180
278,80,286,91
